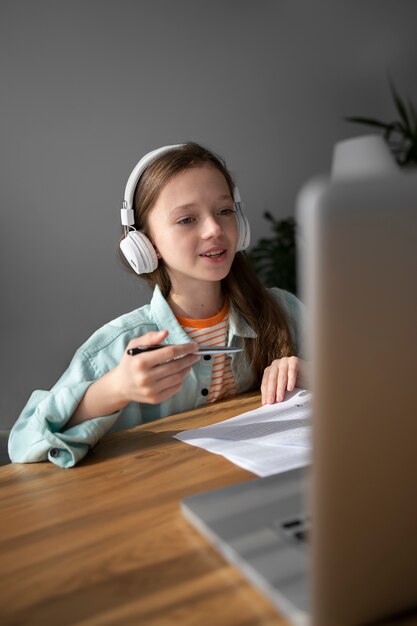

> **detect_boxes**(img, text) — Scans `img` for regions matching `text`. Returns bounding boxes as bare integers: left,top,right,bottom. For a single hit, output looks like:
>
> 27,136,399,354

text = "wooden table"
1,393,288,626
2,393,417,626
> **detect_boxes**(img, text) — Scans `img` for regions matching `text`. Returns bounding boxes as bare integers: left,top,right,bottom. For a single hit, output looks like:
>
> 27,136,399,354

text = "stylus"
127,345,242,356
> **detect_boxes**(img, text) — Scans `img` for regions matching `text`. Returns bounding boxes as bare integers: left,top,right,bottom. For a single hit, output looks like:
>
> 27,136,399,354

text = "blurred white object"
331,134,398,180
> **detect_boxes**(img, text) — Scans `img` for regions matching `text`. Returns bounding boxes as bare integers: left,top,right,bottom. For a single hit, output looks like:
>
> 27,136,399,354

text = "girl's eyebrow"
170,203,196,214
171,194,233,213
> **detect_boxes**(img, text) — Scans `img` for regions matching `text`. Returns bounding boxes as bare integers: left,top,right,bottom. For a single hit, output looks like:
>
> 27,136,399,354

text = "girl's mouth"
199,248,226,258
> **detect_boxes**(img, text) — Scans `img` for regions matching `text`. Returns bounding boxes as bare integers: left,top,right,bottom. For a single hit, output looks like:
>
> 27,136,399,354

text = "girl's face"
146,165,238,292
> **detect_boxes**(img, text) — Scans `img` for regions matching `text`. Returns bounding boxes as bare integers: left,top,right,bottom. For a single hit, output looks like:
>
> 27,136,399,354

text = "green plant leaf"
345,79,417,167
408,99,417,137
389,78,411,133
344,116,392,131
249,216,297,294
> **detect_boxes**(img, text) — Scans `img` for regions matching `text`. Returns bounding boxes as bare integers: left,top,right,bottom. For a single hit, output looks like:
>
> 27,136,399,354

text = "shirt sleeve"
8,349,121,469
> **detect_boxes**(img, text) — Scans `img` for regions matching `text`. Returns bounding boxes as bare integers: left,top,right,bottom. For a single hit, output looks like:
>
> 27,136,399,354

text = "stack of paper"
174,389,312,476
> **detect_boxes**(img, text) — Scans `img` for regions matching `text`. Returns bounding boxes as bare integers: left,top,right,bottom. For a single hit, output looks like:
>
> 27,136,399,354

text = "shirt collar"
150,284,257,343
150,285,192,344
228,301,257,340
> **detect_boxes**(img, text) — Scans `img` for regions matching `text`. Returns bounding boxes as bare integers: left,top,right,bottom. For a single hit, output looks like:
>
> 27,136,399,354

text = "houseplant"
249,81,417,295
345,80,417,167
248,212,297,295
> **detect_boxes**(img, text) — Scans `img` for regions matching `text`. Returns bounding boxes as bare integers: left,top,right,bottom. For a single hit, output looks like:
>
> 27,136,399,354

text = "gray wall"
1,0,416,430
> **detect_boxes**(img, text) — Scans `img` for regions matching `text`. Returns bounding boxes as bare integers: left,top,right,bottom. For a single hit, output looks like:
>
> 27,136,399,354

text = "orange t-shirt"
176,301,237,403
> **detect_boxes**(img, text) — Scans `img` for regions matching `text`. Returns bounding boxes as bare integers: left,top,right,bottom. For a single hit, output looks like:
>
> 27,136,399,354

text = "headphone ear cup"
236,211,251,251
120,231,158,274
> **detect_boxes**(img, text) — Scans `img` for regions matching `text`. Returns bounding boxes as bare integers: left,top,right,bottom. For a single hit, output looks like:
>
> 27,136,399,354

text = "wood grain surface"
1,393,288,626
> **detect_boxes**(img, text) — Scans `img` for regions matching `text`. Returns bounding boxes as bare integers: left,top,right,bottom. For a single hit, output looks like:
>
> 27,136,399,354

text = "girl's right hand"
114,330,201,405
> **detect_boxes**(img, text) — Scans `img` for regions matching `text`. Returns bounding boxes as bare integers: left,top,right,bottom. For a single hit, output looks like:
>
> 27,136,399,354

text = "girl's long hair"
119,142,295,385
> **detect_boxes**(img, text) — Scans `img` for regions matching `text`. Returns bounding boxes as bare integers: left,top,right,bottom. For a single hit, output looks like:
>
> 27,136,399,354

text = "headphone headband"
121,144,185,227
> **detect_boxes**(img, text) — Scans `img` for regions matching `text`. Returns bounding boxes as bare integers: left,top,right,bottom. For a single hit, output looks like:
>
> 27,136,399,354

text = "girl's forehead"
159,164,231,200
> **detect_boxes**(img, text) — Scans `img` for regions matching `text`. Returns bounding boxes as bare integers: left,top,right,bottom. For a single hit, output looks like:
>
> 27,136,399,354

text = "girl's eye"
177,217,194,225
219,207,235,216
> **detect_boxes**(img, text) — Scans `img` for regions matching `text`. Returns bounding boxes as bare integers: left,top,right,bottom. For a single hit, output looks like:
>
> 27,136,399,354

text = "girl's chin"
202,267,232,282
166,258,234,285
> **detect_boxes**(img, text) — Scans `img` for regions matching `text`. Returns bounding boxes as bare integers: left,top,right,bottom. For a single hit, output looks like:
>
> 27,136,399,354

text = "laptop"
181,139,417,625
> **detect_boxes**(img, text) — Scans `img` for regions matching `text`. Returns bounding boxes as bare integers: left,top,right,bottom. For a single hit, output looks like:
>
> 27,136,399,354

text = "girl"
9,142,306,468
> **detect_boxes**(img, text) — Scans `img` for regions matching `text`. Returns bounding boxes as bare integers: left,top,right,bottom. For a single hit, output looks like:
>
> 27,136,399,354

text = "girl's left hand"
261,356,307,405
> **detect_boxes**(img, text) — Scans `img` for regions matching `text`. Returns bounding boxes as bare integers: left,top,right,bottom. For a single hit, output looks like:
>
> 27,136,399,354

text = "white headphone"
119,144,251,274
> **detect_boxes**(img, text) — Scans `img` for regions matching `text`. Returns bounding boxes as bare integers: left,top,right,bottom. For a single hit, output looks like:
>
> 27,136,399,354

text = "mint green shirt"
8,285,305,468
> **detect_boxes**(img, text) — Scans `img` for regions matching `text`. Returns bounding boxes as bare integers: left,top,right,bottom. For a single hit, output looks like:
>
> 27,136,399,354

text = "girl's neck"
168,283,224,320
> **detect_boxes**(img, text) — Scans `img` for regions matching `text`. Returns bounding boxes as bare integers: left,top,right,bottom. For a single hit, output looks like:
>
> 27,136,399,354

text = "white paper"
174,388,312,476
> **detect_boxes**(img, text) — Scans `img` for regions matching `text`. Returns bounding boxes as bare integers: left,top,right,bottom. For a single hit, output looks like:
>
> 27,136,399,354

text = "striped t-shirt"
176,301,237,403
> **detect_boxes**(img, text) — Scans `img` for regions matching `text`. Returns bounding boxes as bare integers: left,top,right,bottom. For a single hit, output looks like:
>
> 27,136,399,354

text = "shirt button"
201,388,209,396
203,354,211,361
50,448,60,458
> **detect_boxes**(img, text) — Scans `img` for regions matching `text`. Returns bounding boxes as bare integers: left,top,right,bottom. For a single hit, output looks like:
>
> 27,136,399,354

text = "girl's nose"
201,215,223,239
